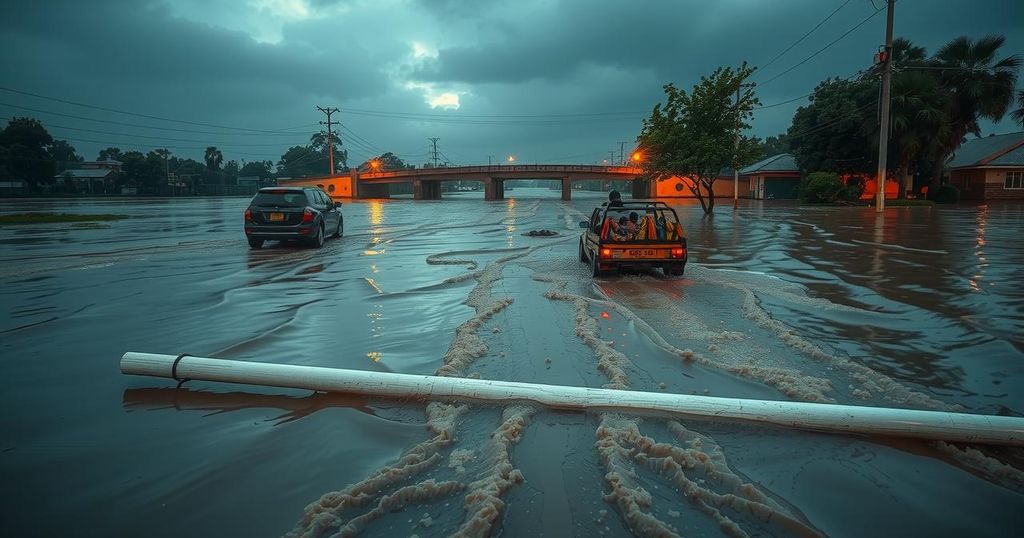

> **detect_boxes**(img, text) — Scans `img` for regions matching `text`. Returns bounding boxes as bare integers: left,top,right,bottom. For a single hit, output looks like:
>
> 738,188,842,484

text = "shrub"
800,172,847,203
932,184,960,204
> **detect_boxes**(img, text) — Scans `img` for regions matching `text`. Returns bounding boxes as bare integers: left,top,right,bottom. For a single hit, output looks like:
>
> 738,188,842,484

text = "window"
1004,171,1023,190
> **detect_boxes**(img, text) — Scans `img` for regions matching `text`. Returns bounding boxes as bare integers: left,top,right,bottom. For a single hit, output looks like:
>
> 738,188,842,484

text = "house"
739,154,801,199
652,168,738,198
948,131,1024,201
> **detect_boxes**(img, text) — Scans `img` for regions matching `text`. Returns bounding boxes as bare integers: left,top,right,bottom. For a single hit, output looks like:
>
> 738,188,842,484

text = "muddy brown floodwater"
1,191,1022,537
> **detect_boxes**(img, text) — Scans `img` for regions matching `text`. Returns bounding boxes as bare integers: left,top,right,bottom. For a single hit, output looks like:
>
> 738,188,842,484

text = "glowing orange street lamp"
369,158,381,171
631,151,642,162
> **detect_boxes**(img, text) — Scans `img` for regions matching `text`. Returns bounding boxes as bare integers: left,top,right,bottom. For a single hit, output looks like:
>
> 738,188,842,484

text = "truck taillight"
302,209,314,223
244,209,252,221
671,247,685,258
600,248,612,259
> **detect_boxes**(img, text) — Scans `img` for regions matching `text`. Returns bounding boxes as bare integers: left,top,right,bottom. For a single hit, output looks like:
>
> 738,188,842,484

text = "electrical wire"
756,0,854,73
756,5,886,87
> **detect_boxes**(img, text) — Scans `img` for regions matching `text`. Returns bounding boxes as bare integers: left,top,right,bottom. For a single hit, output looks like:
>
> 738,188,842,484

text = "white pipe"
121,352,1024,446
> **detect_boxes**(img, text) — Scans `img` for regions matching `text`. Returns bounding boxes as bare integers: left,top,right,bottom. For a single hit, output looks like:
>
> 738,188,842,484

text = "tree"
359,151,412,171
98,147,123,161
49,140,82,173
928,35,1020,192
786,78,877,176
1012,89,1024,127
240,160,273,178
309,131,347,172
0,117,56,190
204,146,223,171
223,159,240,184
760,134,790,155
637,64,760,215
888,70,948,197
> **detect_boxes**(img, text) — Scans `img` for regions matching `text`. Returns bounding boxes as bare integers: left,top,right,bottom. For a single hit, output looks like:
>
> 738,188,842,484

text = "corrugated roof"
55,169,114,179
949,131,1024,168
739,153,799,174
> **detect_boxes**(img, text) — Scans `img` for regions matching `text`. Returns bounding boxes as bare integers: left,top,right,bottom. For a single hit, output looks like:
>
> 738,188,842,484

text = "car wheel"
247,238,264,249
579,238,587,262
590,251,603,277
311,224,325,248
334,216,343,238
669,262,685,276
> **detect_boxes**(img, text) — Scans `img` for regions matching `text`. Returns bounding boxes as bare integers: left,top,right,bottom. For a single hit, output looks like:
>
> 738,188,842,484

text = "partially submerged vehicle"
579,201,687,277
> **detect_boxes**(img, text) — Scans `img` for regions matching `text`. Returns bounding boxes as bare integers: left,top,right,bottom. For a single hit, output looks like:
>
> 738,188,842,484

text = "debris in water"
600,311,611,319
367,351,383,362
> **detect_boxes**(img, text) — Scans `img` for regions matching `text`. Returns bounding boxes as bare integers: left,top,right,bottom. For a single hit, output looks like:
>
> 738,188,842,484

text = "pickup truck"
578,201,687,277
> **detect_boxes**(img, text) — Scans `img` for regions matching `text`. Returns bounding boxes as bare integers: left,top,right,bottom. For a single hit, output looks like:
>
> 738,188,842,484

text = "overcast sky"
1,0,1021,168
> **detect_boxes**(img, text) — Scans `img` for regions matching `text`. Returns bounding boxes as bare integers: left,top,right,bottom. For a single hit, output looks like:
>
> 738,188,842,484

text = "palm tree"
929,35,1021,192
889,71,948,197
1012,89,1024,128
204,146,223,171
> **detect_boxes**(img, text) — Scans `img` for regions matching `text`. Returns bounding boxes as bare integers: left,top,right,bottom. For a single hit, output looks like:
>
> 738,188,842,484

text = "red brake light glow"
600,248,612,259
671,247,685,258
244,209,252,221
302,208,314,223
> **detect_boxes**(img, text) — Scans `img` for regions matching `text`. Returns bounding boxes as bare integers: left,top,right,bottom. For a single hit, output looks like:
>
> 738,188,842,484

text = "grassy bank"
0,213,129,225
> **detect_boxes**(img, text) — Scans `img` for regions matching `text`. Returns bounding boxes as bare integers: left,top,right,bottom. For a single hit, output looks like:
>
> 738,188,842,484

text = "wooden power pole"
317,106,340,175
875,0,895,212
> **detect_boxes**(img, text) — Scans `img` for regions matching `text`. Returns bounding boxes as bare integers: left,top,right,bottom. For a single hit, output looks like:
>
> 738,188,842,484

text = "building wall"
984,168,1024,200
654,176,738,198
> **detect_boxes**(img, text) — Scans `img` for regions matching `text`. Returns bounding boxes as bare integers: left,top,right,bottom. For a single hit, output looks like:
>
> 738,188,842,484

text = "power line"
756,5,887,87
427,137,441,167
17,119,311,147
0,99,315,136
756,0,854,73
0,86,315,134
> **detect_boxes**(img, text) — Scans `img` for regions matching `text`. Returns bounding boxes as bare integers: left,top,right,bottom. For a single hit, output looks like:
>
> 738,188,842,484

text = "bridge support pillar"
632,178,655,199
413,180,441,200
561,177,571,201
485,177,504,201
353,170,390,199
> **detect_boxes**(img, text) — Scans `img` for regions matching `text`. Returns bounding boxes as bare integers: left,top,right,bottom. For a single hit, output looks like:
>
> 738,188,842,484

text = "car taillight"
244,209,252,221
600,248,612,259
671,247,685,258
302,208,314,223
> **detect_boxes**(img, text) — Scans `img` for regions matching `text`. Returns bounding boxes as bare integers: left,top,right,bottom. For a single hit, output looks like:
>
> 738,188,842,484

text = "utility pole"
875,0,895,212
608,151,616,166
428,137,440,168
618,141,627,165
317,106,340,175
734,81,755,208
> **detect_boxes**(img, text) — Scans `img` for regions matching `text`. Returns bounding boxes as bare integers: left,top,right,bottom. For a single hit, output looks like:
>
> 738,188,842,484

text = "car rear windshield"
253,191,307,207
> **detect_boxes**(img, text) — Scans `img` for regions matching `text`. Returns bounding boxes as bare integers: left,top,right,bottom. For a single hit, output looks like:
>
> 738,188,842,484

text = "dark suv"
243,187,343,249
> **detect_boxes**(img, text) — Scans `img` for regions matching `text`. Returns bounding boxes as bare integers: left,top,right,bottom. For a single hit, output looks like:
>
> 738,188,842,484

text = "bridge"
278,164,651,200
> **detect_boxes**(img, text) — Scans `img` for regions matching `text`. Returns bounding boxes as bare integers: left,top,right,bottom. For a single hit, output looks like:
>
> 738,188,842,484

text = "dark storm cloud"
1,0,1021,166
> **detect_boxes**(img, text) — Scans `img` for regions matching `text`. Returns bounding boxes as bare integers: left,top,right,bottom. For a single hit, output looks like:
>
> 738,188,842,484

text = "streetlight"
507,155,515,163
369,158,381,171
631,151,642,163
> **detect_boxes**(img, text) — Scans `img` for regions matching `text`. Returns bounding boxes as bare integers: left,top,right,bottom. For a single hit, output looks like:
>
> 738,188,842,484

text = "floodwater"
1,190,1022,537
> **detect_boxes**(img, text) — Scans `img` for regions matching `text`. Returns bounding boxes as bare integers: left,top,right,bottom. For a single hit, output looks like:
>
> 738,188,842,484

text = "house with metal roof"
739,153,801,199
948,131,1024,200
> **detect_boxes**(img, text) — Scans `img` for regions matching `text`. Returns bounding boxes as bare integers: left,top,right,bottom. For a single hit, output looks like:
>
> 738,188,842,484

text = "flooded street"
1,190,1022,537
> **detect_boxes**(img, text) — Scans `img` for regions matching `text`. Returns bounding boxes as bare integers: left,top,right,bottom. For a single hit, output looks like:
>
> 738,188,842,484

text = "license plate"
620,249,661,259
269,212,285,222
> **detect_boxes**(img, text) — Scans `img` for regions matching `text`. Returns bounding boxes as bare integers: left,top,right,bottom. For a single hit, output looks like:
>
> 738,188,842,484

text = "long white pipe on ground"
121,352,1024,446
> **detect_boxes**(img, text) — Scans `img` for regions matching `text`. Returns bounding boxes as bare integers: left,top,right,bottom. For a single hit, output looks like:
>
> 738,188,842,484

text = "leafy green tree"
760,134,790,155
888,70,948,197
0,117,56,190
240,160,273,178
49,140,83,173
309,131,347,172
223,159,240,184
204,146,223,171
787,78,876,175
637,63,760,214
98,147,123,161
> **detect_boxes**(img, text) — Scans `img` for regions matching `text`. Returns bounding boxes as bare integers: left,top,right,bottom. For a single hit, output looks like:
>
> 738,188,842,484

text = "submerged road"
1,191,1022,537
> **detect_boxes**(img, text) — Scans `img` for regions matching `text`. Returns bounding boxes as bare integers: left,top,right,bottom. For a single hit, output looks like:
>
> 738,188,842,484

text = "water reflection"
122,387,373,423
